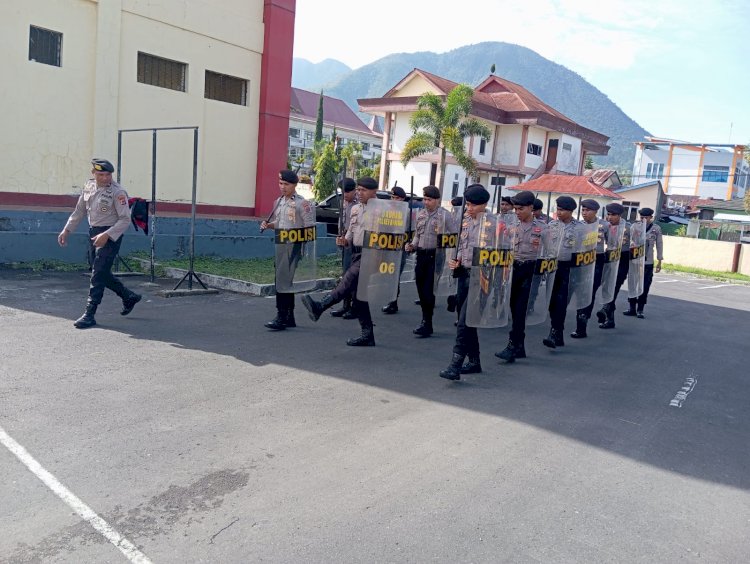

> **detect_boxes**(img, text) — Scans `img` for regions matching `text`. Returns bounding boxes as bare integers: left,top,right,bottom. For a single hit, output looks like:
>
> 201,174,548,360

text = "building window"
646,163,664,180
29,26,62,67
702,166,729,183
562,142,572,151
452,182,460,198
138,52,186,92
205,70,247,105
304,130,314,142
490,176,506,186
479,138,486,155
527,143,542,156
622,201,640,222
362,142,370,152
289,128,300,138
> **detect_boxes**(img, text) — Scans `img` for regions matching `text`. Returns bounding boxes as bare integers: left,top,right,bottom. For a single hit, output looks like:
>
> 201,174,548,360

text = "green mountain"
294,42,649,175
292,58,352,92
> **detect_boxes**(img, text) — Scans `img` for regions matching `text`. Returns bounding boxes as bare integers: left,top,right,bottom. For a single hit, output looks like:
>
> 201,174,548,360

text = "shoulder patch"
117,194,127,205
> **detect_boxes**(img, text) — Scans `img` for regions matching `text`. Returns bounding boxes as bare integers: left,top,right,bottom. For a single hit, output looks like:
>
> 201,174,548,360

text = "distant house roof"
290,88,378,136
696,199,749,212
613,180,662,194
583,169,622,187
357,68,609,155
515,174,622,199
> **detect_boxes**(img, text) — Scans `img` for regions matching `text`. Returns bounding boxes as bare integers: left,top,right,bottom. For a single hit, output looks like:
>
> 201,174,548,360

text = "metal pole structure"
116,132,122,182
150,129,157,282
547,191,552,220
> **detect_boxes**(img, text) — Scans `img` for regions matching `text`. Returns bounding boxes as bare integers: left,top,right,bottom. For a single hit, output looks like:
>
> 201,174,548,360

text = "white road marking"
655,279,680,283
0,425,153,564
697,284,735,289
669,376,697,408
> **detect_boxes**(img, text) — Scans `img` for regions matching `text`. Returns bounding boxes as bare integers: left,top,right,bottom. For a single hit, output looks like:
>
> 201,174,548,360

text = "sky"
294,0,749,146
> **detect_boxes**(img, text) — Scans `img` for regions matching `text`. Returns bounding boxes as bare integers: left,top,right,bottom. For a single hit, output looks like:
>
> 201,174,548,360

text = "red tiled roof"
290,88,375,135
516,174,622,199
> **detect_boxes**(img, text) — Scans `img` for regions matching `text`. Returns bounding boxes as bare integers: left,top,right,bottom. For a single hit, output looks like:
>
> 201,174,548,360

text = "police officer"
262,170,314,330
571,199,609,339
330,177,358,319
533,198,551,223
439,184,490,380
624,207,663,318
496,190,547,363
499,196,514,214
382,185,409,314
405,185,449,337
539,196,578,348
301,177,379,346
597,202,630,329
57,158,141,329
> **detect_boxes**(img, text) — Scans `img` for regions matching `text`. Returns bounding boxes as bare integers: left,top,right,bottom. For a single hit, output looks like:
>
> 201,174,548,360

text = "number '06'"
379,262,396,274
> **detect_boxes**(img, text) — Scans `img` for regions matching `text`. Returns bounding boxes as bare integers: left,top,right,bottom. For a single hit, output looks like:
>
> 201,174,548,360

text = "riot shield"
275,199,317,293
400,207,419,283
466,212,515,328
567,221,599,310
433,207,461,296
628,220,647,299
357,198,409,303
525,222,564,326
599,222,626,304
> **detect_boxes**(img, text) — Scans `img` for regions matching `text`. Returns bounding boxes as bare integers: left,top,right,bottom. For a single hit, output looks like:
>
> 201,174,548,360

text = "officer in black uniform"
58,158,141,329
330,177,358,319
598,202,630,329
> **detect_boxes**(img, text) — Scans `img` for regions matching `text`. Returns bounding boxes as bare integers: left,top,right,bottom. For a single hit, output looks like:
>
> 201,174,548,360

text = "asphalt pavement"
1,268,749,563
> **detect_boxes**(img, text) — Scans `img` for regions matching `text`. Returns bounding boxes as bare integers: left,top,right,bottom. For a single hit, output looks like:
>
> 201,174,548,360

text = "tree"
314,91,324,143
584,155,594,169
341,140,363,176
400,84,492,195
313,141,338,201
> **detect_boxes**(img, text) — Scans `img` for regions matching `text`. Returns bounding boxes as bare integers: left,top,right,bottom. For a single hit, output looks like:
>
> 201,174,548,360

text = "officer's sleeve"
411,211,424,248
301,198,315,227
63,193,86,233
345,206,359,243
655,227,664,261
106,189,132,241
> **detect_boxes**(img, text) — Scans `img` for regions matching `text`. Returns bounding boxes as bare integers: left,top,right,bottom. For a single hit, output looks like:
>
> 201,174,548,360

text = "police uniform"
382,185,409,314
493,191,543,362
625,208,663,318
301,177,379,346
330,178,358,318
598,203,630,329
265,170,315,330
410,185,449,337
571,199,609,339
62,158,141,329
543,196,579,348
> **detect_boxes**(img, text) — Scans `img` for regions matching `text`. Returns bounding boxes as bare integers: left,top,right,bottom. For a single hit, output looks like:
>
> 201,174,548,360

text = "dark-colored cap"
338,177,356,192
451,196,463,206
533,198,544,210
511,190,535,207
92,158,114,173
464,183,490,204
423,185,440,199
357,177,378,190
639,207,654,217
580,198,600,211
391,185,407,199
501,196,513,204
606,203,624,215
556,196,577,211
279,169,299,184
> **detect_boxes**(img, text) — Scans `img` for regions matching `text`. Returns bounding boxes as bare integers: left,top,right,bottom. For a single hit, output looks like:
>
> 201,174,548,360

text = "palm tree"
401,84,492,196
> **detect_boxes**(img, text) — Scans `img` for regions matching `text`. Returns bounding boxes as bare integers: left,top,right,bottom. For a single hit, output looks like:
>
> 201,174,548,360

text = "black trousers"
275,242,303,311
549,261,572,331
87,227,131,306
607,250,631,310
330,251,372,325
578,253,605,319
415,249,436,318
508,260,535,344
631,263,655,309
452,274,478,357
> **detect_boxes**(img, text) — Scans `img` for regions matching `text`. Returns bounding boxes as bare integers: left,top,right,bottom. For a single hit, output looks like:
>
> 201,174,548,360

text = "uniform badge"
117,194,127,205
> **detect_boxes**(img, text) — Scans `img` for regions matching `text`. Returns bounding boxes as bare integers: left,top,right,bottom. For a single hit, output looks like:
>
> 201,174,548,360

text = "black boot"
264,310,287,331
637,306,645,319
596,308,607,324
301,293,337,322
599,304,615,329
381,301,398,314
284,309,296,328
342,306,358,319
495,340,517,363
330,296,351,318
623,299,637,316
413,318,433,337
120,292,142,316
347,321,375,346
460,355,482,374
440,353,465,380
73,302,98,329
570,313,588,339
543,328,564,348
515,341,527,359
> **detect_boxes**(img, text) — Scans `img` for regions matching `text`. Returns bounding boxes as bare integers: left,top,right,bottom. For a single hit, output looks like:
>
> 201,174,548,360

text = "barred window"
527,143,542,156
29,26,62,67
137,52,186,92
205,70,247,106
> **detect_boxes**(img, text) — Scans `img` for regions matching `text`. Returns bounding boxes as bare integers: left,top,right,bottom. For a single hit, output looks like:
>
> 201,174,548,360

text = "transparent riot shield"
357,198,409,303
599,222,626,305
400,207,419,283
275,198,317,293
526,222,564,326
567,221,599,310
628,220,647,299
466,212,515,328
433,206,462,296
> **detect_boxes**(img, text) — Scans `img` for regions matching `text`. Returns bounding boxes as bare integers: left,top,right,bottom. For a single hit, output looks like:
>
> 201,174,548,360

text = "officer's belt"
416,248,436,256
513,258,535,265
89,226,112,234
352,246,362,253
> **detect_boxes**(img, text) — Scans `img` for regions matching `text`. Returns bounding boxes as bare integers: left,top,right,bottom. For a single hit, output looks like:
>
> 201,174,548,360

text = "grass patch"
662,263,750,283
657,221,686,236
0,259,88,272
127,252,344,284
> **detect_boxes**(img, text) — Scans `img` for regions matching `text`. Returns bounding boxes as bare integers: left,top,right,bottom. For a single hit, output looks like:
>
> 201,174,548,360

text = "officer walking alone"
58,158,141,329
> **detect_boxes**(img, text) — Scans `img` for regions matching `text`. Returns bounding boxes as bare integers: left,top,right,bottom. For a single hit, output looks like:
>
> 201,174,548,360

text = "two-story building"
632,137,748,203
357,69,610,205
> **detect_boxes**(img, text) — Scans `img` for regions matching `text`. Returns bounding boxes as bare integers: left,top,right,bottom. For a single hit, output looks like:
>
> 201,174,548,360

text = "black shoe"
342,309,358,320
74,303,97,329
347,325,375,347
284,310,296,328
440,353,465,380
623,309,637,317
446,295,457,312
460,356,482,374
636,311,645,319
515,343,527,359
495,341,516,363
264,314,287,331
596,309,607,324
302,294,336,322
413,320,433,337
120,293,142,316
382,301,398,314
330,297,352,318
571,314,588,339
543,328,563,349
414,299,421,305
599,319,615,329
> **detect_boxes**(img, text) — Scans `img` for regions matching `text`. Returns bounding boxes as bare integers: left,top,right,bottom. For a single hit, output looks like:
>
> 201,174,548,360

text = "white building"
632,137,748,203
358,69,610,204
